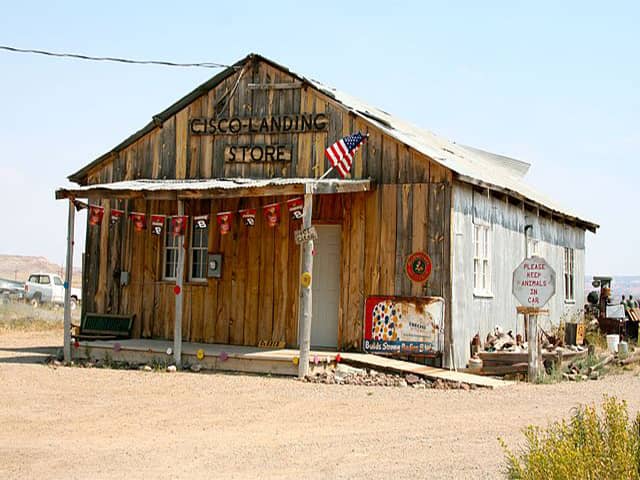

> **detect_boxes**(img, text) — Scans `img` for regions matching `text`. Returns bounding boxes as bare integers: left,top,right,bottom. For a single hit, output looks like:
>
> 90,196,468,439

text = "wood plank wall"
81,58,453,351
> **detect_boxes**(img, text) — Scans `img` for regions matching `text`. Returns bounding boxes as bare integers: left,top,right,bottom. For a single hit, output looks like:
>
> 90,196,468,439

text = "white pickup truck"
24,273,82,310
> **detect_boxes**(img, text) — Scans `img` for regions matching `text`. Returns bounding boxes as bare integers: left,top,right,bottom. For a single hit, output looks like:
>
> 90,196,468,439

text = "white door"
310,225,341,349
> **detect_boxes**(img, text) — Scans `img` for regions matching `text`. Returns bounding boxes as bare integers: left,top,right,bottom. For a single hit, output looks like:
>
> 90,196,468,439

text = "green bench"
78,313,135,340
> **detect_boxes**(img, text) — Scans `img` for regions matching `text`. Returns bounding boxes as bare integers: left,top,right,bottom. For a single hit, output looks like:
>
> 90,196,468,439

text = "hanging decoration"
263,202,281,227
73,199,88,211
286,197,304,221
239,208,257,227
194,214,209,229
88,205,104,226
171,216,188,236
110,208,124,225
216,211,233,235
129,212,147,232
150,215,166,236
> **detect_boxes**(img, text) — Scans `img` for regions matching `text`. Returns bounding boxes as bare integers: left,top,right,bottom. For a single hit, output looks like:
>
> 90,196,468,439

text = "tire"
30,295,41,309
70,297,78,311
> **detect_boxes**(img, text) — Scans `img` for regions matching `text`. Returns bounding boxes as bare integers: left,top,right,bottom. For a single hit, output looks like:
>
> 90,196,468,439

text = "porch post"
63,198,75,363
174,199,185,367
297,185,314,378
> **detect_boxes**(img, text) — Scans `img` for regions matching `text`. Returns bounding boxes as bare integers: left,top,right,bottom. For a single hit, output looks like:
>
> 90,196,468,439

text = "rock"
142,365,152,372
190,364,202,373
166,365,177,373
405,374,420,385
397,379,408,388
589,370,599,380
412,383,426,389
460,383,471,391
52,359,63,367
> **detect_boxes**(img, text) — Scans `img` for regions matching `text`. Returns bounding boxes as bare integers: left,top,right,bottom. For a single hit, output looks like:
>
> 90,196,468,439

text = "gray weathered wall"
450,182,586,368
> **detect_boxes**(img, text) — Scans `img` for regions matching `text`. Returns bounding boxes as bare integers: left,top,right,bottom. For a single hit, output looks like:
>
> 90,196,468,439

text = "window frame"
163,218,179,281
564,247,575,303
189,219,209,282
472,222,492,297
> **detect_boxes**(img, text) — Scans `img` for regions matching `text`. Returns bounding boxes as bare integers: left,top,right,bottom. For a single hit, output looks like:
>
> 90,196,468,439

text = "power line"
0,45,233,69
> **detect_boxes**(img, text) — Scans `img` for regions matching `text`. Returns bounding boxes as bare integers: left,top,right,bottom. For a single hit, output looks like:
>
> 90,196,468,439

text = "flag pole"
317,166,334,180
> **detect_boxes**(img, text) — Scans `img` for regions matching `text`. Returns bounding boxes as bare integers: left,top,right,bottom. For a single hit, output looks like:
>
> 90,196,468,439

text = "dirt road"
1,330,639,480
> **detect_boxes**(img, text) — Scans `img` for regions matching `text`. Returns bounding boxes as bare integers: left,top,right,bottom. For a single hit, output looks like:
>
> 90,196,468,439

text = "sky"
0,1,638,275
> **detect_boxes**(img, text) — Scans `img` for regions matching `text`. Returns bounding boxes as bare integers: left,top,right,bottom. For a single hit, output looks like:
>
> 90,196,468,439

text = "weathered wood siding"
450,182,586,368
80,58,453,351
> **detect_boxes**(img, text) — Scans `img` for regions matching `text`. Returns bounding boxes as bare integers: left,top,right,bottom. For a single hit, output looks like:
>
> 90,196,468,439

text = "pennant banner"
171,216,188,236
287,197,304,221
73,200,88,212
88,205,104,226
151,214,166,236
216,211,233,235
239,208,257,227
263,203,281,228
110,209,124,225
129,212,147,232
194,214,209,229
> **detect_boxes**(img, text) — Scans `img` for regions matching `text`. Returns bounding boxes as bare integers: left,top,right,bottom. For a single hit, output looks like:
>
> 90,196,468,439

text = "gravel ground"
1,330,639,480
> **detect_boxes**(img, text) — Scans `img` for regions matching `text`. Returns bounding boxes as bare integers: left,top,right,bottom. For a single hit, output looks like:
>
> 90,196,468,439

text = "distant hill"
0,254,82,286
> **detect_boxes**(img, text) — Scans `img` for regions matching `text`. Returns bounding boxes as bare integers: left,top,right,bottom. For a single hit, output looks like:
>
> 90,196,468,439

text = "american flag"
324,132,368,178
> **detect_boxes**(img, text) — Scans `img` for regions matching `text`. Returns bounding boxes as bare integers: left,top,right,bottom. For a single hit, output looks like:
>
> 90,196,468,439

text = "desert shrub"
501,396,640,479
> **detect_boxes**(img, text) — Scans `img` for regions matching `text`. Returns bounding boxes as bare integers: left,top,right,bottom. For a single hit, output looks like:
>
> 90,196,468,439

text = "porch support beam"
297,185,314,379
63,198,75,363
174,199,185,368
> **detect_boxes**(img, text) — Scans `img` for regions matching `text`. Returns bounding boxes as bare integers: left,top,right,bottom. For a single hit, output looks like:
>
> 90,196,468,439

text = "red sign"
405,252,432,283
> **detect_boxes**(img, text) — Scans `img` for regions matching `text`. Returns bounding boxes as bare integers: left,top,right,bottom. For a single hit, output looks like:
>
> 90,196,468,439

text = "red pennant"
110,209,124,225
263,203,281,227
287,197,304,221
239,208,257,227
194,215,209,229
150,215,166,236
216,211,233,235
88,205,104,226
129,212,147,232
171,216,188,236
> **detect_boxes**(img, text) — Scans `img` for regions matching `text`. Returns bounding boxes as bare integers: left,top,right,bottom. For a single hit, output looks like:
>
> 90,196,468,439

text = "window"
564,247,575,302
53,276,63,286
473,224,491,295
163,219,179,280
40,275,50,285
190,220,209,281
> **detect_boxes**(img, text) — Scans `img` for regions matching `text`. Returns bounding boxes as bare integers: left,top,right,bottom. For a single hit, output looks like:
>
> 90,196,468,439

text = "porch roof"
55,177,372,200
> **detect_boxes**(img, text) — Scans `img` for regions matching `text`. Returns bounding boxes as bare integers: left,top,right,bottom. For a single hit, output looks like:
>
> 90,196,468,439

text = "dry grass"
0,303,74,332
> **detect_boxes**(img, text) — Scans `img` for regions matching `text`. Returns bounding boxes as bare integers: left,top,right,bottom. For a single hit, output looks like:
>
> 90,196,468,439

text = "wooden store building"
56,53,598,371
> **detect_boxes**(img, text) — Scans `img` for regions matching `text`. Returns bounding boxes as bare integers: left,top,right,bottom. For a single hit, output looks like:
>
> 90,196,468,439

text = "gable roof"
68,53,598,232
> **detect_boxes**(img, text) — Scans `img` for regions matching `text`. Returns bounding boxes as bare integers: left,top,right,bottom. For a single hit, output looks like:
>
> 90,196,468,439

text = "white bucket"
618,341,629,357
606,334,620,353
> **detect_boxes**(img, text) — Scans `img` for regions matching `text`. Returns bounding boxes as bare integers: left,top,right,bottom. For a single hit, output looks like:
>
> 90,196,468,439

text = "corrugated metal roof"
302,77,597,230
55,177,371,199
66,53,597,230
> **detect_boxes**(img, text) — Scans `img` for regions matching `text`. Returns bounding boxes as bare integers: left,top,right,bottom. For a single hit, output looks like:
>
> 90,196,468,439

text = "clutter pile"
302,363,476,390
468,325,588,377
563,338,640,381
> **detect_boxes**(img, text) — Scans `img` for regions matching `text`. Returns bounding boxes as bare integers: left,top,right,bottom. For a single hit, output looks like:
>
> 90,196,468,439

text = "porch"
71,337,509,388
56,177,372,378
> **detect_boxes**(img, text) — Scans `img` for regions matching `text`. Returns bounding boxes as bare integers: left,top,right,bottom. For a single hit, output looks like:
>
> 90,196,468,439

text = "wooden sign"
190,113,328,135
294,226,318,245
512,256,556,308
225,145,291,163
